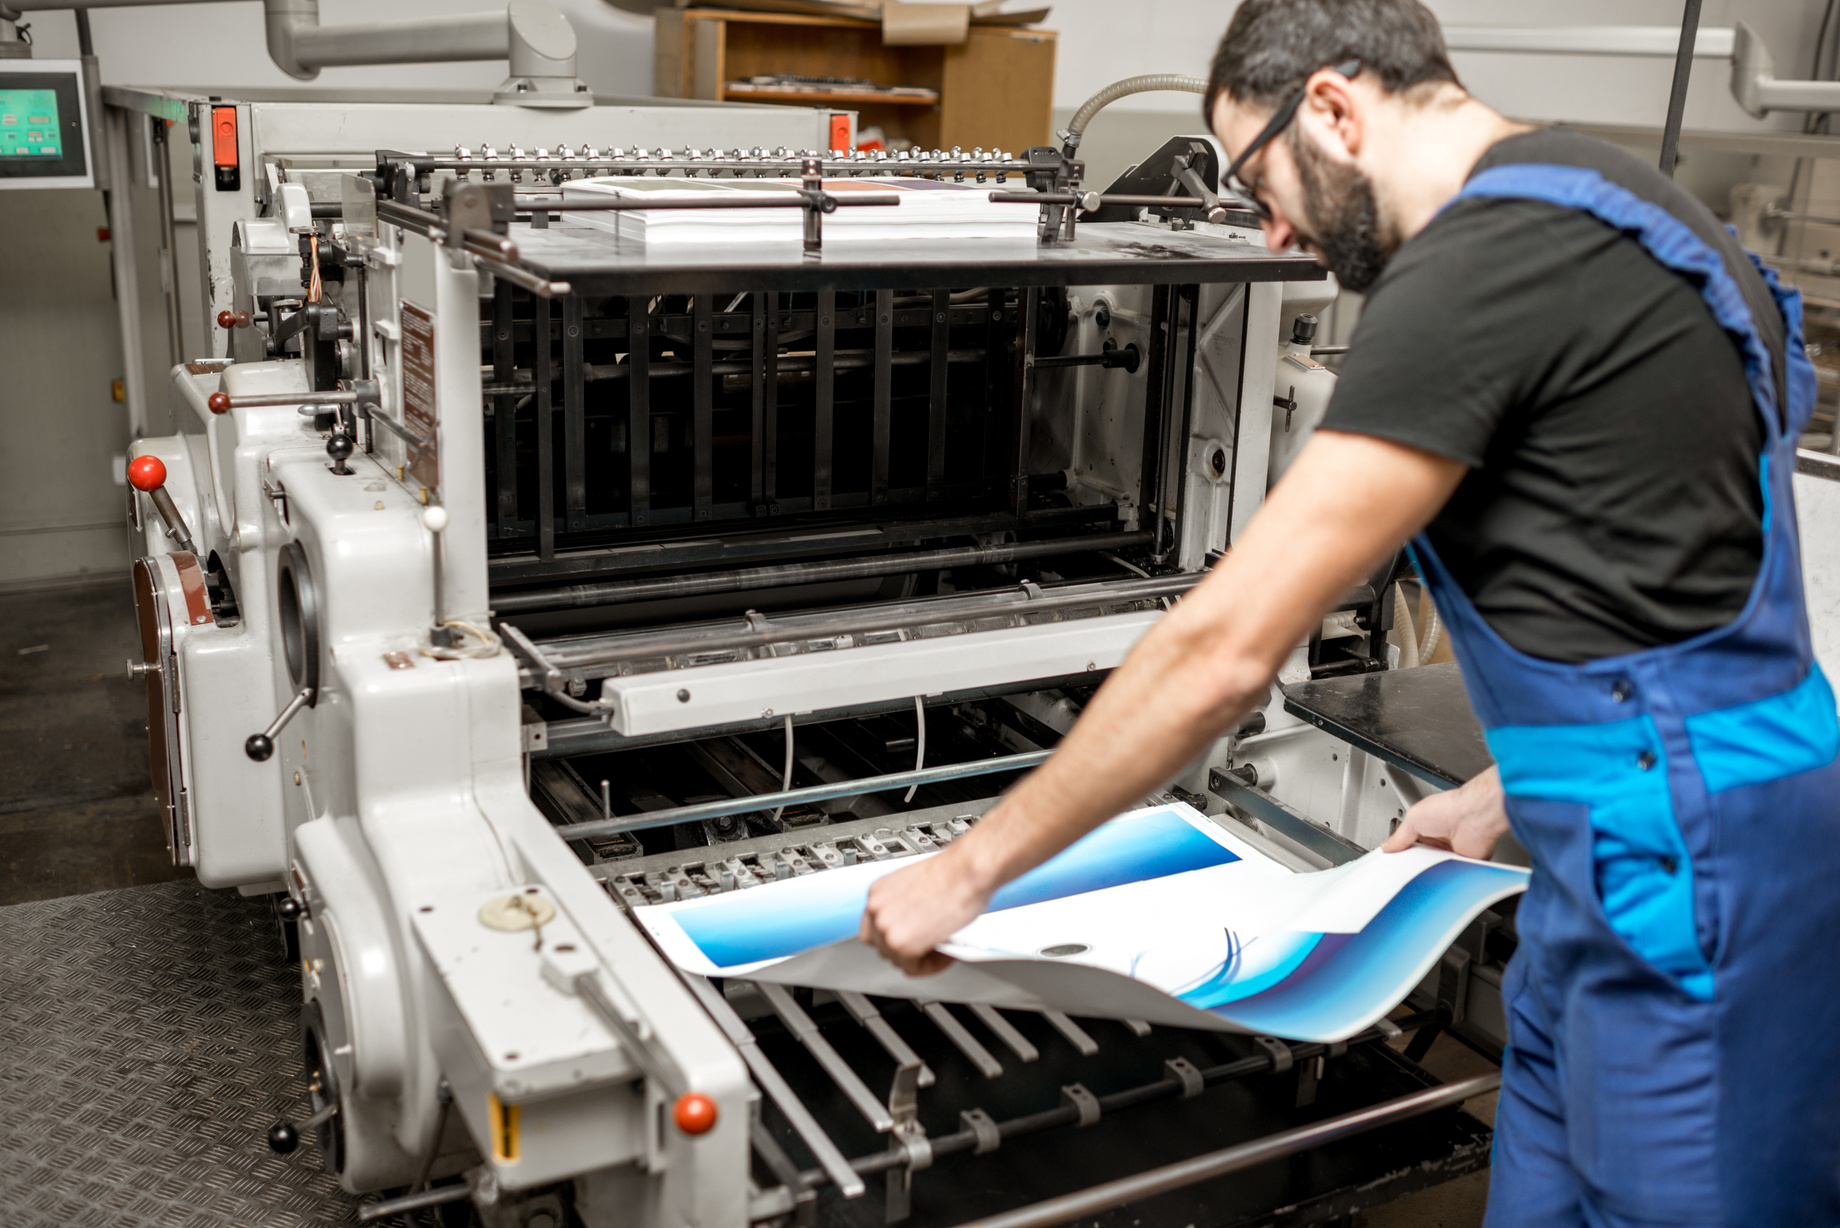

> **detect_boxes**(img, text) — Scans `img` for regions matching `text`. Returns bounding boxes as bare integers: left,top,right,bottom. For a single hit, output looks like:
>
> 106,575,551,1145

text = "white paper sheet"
635,803,1528,1042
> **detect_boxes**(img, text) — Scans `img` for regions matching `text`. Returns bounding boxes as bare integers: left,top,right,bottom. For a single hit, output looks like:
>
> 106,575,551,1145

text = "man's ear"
1301,70,1363,160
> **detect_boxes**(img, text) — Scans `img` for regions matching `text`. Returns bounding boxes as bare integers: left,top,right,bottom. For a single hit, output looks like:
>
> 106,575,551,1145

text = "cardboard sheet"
635,802,1528,1042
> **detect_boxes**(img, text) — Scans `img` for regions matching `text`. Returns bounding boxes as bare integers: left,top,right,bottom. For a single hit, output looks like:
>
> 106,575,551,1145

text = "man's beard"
1289,129,1396,294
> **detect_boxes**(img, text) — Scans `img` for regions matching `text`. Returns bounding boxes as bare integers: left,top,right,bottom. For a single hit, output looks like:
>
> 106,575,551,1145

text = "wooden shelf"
723,83,941,107
656,7,1056,154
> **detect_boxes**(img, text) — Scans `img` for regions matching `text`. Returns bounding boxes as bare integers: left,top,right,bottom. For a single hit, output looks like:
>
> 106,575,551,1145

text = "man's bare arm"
858,430,1469,974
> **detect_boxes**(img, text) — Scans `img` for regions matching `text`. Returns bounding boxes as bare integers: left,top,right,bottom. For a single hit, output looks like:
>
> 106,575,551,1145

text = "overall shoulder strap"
1454,163,1812,440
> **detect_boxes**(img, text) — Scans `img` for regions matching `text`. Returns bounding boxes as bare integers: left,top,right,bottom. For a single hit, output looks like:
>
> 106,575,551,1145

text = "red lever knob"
217,310,236,329
207,392,232,415
672,1092,718,1135
127,455,167,492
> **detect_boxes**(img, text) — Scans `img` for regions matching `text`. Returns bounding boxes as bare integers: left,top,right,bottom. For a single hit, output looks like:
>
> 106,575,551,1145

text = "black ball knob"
246,733,274,761
267,1121,299,1154
327,433,354,461
276,896,302,922
1290,312,1319,345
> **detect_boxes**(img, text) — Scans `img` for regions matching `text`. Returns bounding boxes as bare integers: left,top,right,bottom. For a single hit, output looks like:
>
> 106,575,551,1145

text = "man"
859,1,1840,1224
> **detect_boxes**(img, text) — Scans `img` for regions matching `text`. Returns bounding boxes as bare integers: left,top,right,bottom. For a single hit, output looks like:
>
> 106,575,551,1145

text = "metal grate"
0,882,357,1228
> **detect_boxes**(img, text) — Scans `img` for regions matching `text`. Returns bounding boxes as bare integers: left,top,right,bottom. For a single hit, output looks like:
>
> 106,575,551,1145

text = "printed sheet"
635,802,1528,1042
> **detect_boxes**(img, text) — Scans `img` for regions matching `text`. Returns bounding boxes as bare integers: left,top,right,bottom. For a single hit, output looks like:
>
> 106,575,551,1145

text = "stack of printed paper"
636,802,1529,1043
560,176,1039,245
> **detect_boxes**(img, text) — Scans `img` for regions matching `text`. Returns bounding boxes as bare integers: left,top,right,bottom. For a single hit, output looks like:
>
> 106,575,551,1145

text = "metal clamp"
1059,1083,1101,1127
960,1107,1001,1155
1164,1056,1204,1100
1255,1036,1293,1074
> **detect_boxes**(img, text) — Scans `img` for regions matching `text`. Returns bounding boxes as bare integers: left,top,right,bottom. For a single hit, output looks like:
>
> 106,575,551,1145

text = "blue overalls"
1412,164,1840,1227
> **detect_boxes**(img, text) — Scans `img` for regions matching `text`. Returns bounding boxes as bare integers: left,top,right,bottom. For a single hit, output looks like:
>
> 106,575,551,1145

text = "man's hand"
1382,765,1510,860
858,838,1001,976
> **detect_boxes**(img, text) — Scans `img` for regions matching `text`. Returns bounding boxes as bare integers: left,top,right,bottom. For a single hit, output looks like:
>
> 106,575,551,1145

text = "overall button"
1659,856,1679,875
1611,679,1635,703
1637,750,1658,771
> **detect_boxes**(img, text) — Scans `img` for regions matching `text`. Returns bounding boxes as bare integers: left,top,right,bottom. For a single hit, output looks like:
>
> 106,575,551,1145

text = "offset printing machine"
120,90,1508,1228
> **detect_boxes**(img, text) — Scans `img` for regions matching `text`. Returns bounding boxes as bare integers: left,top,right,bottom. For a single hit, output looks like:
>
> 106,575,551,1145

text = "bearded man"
859,2,1840,1224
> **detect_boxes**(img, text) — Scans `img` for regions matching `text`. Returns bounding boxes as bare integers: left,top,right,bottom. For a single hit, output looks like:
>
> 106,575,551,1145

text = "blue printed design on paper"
674,805,1241,969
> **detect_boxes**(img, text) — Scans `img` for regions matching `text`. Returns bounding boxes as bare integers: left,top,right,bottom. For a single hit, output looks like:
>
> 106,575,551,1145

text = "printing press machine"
117,89,1511,1228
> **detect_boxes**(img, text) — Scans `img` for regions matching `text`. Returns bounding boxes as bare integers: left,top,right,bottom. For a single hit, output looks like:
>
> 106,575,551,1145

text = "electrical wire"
904,696,926,803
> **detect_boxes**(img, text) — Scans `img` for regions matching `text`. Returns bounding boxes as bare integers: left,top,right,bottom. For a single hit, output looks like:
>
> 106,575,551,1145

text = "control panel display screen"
0,66,90,187
0,89,63,159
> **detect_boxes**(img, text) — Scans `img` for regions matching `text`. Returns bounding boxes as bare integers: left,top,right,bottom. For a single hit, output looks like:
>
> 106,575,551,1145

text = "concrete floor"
0,578,189,906
0,578,1494,1227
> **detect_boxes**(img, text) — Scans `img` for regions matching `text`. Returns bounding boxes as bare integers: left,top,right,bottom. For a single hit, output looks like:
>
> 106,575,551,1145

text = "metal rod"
535,295,555,561
968,1004,1038,1062
764,293,780,504
815,289,835,510
1209,770,1364,865
750,291,767,508
552,751,1051,841
563,296,587,532
837,991,935,1087
988,192,1206,210
1039,1010,1098,1056
521,573,1192,671
492,531,1152,613
756,983,896,1132
694,293,714,522
1030,344,1140,372
628,296,652,527
873,288,893,505
927,288,950,497
540,671,1113,759
151,118,184,366
1659,0,1705,178
493,281,518,536
510,193,900,211
919,1002,1004,1079
220,390,360,407
941,1075,1500,1228
677,972,866,1199
784,1012,1437,1190
1012,287,1038,517
357,1183,472,1223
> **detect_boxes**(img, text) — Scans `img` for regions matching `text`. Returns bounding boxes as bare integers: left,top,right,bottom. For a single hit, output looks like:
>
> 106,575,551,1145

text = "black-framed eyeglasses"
1220,58,1362,221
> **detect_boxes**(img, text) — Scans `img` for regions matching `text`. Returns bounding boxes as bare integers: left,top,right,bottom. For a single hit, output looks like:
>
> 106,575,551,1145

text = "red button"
672,1092,718,1135
211,106,238,169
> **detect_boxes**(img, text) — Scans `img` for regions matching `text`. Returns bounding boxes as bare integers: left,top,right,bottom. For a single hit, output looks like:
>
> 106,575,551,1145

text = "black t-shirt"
1321,129,1781,664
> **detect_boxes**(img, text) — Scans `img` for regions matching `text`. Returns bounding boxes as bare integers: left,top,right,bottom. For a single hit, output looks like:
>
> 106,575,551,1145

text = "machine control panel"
0,60,92,190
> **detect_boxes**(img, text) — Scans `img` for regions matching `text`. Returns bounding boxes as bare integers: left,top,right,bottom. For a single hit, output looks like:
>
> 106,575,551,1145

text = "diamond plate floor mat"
0,881,360,1227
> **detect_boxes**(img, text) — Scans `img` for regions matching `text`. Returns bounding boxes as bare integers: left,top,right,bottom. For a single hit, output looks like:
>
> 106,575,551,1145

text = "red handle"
207,392,232,415
127,455,167,492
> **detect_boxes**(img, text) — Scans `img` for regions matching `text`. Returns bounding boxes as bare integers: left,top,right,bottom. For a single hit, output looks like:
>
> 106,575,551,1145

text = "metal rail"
941,1074,1500,1228
516,575,1195,674
493,532,1153,613
551,751,1052,841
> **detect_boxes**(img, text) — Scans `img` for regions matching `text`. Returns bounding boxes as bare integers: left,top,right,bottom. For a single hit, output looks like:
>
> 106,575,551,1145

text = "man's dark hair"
1204,0,1460,117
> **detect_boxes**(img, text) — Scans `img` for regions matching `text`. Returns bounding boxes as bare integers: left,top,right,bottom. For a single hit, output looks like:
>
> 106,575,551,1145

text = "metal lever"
247,686,314,761
266,1097,337,1154
127,455,197,556
423,504,456,647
